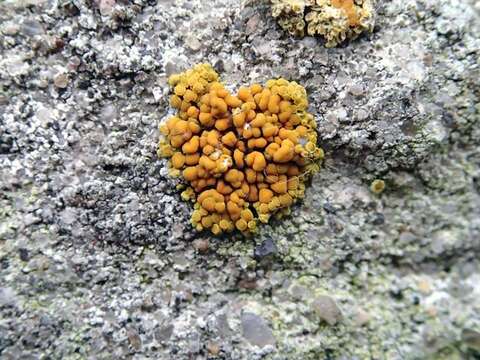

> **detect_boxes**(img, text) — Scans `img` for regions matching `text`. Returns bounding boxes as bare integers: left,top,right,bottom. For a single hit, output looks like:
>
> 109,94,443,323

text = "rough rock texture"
0,0,479,359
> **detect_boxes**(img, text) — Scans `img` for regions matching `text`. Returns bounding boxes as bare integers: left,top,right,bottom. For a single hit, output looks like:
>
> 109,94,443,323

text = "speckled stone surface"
0,0,479,359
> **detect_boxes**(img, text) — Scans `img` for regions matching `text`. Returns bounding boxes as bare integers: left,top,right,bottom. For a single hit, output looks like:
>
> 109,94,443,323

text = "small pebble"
68,57,81,71
99,0,115,16
193,239,209,253
349,84,364,96
355,108,369,121
206,341,221,355
0,95,8,105
127,328,142,351
245,14,261,35
238,279,257,290
371,212,385,225
241,312,276,348
53,72,69,89
254,238,277,260
185,35,201,51
311,295,342,326
2,22,20,35
354,308,370,327
417,279,432,295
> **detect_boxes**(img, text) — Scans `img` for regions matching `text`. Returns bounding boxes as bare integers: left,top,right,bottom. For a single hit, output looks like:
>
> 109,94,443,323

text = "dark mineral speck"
254,238,278,260
18,248,29,262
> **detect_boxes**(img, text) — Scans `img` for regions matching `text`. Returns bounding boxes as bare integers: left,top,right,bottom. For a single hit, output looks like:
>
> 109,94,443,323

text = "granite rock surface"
0,0,479,359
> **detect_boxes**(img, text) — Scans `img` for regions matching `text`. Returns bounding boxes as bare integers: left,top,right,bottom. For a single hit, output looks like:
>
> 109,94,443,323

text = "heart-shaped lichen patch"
158,64,323,235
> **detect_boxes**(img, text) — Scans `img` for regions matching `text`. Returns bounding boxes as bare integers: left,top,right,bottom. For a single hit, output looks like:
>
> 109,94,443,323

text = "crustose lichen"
158,64,323,235
270,0,376,47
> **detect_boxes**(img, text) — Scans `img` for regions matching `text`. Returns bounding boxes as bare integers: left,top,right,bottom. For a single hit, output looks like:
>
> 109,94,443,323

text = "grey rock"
21,20,44,36
127,327,142,351
241,312,276,348
349,84,364,97
0,287,17,306
155,324,174,343
254,238,277,260
2,21,20,35
216,314,232,338
288,284,313,301
0,0,479,358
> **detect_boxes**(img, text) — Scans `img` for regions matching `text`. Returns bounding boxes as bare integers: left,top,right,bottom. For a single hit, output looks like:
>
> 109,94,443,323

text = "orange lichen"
331,0,359,26
158,64,323,235
271,0,375,47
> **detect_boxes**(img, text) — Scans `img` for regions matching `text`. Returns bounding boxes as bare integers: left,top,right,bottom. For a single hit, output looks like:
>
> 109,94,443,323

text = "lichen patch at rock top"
158,64,323,235
270,0,376,47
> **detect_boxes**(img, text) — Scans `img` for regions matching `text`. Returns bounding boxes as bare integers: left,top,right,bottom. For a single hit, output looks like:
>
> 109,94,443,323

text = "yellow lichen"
158,64,324,235
270,0,376,47
370,179,385,194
